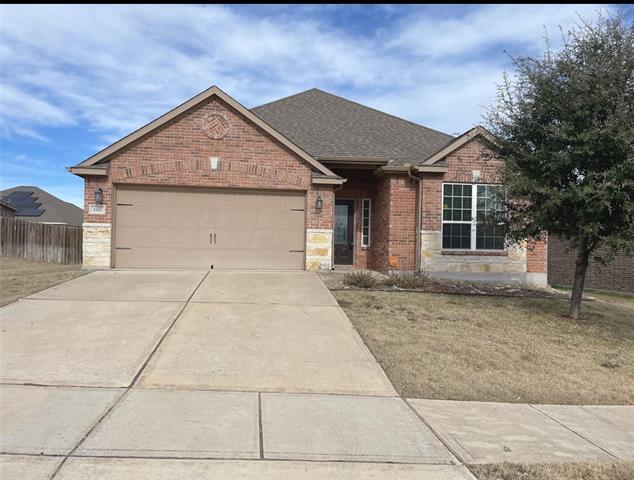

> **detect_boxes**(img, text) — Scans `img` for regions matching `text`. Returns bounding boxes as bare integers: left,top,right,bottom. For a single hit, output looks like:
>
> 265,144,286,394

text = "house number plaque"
89,204,106,215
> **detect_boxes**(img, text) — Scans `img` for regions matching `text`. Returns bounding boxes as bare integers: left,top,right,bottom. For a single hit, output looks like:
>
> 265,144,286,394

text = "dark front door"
334,200,354,265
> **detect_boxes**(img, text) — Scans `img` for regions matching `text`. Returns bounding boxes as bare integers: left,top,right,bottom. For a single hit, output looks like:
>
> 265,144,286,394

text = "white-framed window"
361,198,371,247
442,183,505,250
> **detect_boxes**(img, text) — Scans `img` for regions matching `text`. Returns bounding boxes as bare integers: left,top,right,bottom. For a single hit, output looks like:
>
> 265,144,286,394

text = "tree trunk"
569,236,590,320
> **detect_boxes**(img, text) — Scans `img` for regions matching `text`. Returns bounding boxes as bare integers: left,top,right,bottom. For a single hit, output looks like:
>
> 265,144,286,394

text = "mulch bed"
329,280,567,299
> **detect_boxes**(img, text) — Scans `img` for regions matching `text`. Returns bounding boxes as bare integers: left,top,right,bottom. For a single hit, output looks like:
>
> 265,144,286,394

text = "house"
0,186,83,226
0,199,17,218
69,86,547,285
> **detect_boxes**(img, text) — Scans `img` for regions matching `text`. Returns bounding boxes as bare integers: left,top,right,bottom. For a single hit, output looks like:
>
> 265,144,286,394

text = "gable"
70,86,337,179
422,126,497,166
104,96,318,190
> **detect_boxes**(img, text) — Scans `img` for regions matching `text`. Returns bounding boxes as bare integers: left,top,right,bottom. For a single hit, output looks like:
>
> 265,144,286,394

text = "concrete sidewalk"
408,399,634,464
1,270,632,479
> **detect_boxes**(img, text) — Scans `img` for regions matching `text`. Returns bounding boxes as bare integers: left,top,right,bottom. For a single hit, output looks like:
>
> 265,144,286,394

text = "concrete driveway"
0,270,469,480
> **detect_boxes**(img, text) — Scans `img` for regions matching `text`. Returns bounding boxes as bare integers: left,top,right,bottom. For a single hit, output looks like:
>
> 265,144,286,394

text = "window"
476,185,505,250
442,183,505,250
361,198,371,247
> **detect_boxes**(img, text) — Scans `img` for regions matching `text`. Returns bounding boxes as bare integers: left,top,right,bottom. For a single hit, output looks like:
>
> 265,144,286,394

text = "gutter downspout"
407,167,422,273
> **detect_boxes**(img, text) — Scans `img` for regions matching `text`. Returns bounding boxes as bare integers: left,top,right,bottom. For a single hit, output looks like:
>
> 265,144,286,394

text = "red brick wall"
421,173,443,231
387,175,417,271
370,174,391,271
527,239,548,273
84,176,112,223
308,184,334,230
82,96,332,231
548,237,634,293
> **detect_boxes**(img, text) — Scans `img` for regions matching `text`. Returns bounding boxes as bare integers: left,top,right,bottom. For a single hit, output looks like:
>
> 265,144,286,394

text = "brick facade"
548,236,634,293
527,239,548,273
80,95,333,269
334,170,417,273
369,174,391,272
386,175,418,271
79,102,547,283
418,138,546,284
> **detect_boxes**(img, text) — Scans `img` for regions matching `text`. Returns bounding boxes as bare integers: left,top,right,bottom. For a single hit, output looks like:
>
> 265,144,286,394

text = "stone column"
82,223,111,269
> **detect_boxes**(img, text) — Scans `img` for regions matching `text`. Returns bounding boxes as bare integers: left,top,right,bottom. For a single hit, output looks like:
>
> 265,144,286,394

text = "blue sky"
0,4,616,207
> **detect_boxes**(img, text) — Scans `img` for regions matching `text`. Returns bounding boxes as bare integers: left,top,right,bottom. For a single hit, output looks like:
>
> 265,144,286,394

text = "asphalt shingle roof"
0,186,83,225
252,88,454,166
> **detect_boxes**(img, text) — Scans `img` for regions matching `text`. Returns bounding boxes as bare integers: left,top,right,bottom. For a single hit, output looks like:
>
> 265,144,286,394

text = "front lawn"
333,289,634,404
470,462,634,480
0,256,86,307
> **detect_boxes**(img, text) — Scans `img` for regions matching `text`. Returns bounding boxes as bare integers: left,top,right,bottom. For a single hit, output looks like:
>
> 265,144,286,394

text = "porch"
330,168,418,273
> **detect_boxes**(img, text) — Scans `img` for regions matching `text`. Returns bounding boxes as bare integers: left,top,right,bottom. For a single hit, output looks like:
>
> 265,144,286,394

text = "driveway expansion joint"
129,270,210,388
46,271,213,479
402,398,465,466
528,404,620,460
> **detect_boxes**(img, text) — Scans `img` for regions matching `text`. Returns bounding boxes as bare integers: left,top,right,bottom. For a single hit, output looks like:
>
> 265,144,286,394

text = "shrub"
383,271,428,289
343,270,378,288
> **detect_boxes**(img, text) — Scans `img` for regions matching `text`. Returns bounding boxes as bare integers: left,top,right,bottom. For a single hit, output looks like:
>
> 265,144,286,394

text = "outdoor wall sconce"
315,195,323,210
95,187,104,205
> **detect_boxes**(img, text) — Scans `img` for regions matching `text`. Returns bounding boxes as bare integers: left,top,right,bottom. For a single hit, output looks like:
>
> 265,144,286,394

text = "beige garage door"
114,186,305,269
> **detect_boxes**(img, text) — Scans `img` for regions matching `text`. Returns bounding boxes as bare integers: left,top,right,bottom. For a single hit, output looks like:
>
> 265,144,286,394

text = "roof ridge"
303,88,454,140
251,88,320,111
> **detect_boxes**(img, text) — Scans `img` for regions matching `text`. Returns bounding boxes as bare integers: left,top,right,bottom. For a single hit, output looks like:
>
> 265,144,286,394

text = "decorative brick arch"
110,158,309,188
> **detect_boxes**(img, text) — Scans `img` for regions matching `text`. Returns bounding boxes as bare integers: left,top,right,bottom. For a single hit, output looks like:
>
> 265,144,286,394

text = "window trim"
441,182,506,252
361,198,371,247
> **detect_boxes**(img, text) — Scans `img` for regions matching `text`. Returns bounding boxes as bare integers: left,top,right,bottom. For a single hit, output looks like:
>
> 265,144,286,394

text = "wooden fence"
0,217,82,264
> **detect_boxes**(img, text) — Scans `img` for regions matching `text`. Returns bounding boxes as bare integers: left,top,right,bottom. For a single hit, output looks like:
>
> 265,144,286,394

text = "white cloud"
0,84,74,139
392,4,607,58
0,3,613,144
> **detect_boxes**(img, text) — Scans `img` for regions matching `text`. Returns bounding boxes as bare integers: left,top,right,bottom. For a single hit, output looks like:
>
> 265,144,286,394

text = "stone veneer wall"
83,223,111,268
306,229,333,271
420,230,527,273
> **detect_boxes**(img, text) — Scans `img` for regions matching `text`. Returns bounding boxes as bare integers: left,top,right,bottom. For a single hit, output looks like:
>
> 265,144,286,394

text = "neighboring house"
0,199,17,218
548,237,634,294
69,86,546,285
0,186,83,226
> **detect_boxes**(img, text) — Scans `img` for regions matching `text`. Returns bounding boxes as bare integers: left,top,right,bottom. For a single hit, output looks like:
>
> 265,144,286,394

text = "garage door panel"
114,187,306,269
116,226,304,250
115,248,303,270
115,206,220,228
117,188,305,210
214,229,305,250
213,209,305,230
116,227,216,249
116,206,304,231
115,248,215,269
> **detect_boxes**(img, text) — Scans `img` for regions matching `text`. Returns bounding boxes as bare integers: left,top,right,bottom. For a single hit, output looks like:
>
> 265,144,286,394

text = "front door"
334,200,354,265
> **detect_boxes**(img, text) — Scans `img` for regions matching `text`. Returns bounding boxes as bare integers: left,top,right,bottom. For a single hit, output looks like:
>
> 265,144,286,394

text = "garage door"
114,186,305,269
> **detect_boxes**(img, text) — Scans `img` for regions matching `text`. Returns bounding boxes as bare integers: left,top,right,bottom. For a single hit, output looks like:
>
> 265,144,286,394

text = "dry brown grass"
333,290,634,404
469,462,634,480
0,256,86,307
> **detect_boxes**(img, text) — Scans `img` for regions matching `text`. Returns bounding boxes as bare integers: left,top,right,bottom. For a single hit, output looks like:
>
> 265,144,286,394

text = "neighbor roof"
252,88,454,166
0,186,83,225
0,199,18,212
